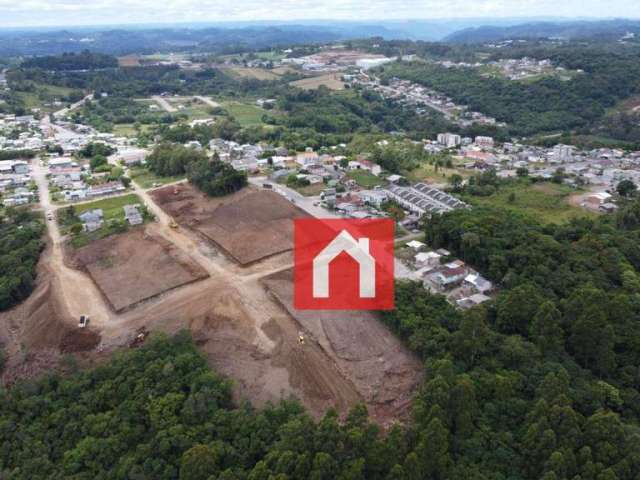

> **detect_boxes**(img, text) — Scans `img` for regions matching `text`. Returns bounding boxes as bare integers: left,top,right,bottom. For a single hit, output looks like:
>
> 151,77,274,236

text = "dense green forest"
373,197,640,479
9,65,265,100
21,51,118,71
0,209,45,311
0,332,411,479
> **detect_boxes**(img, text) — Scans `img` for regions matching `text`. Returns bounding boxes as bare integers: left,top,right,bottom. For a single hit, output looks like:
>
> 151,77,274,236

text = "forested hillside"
3,201,640,479
21,51,118,71
381,197,640,479
378,52,640,137
0,332,415,479
0,209,45,311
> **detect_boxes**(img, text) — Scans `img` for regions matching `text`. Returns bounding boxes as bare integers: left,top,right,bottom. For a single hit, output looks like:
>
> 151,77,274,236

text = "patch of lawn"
407,162,469,184
15,83,81,112
112,123,154,137
74,193,142,220
347,170,383,188
58,193,148,247
294,183,326,196
129,167,185,189
221,101,267,127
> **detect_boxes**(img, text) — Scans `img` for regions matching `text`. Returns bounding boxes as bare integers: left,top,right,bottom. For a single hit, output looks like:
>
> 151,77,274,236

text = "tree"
89,154,108,170
617,179,637,197
180,444,220,480
187,159,247,197
417,417,451,480
448,174,463,192
530,301,564,355
496,283,544,336
569,306,616,376
146,143,208,176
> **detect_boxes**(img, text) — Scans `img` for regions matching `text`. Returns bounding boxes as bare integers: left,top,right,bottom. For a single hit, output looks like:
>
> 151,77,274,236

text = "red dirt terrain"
151,184,308,264
66,227,209,312
0,242,102,385
262,269,422,421
1,180,423,427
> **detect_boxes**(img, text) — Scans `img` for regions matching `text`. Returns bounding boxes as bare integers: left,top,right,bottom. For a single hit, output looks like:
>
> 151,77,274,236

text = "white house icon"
312,229,376,299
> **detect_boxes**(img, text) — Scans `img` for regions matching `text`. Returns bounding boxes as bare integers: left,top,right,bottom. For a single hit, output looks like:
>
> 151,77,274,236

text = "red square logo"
294,218,395,310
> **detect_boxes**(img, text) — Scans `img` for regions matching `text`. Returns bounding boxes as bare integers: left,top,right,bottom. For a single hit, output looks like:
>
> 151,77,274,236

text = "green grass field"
465,182,597,224
15,83,81,112
129,167,185,189
112,123,155,137
221,101,267,126
406,161,470,184
347,170,383,188
59,193,145,247
74,193,142,220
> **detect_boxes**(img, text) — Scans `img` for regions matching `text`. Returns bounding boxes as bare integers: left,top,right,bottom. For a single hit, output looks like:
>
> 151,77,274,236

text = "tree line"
146,144,246,197
0,208,44,311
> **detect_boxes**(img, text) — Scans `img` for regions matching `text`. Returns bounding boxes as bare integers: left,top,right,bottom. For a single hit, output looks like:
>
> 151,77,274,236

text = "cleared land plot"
220,101,268,126
117,55,141,67
272,66,297,75
15,83,82,113
151,184,308,265
68,227,208,312
347,170,383,188
112,123,154,137
290,73,345,91
407,160,471,184
129,167,185,189
223,67,281,80
466,181,597,224
262,268,422,422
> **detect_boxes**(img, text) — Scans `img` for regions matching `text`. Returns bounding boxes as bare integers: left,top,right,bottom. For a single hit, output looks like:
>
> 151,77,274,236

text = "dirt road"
194,95,221,109
32,160,115,328
152,95,177,113
53,93,94,119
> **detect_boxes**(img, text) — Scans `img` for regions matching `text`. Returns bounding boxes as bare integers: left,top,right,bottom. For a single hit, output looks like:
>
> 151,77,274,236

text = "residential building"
78,209,104,232
437,133,462,148
296,148,320,167
475,136,495,149
124,204,143,225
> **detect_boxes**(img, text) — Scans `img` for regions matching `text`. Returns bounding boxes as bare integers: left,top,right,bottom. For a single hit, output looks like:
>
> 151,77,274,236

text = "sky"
0,0,639,28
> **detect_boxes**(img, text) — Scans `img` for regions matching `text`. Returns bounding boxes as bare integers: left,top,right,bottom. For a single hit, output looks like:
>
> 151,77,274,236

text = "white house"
296,148,320,167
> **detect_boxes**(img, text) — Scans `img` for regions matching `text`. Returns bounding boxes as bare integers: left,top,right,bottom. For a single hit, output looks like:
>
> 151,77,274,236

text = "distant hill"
0,18,594,57
0,25,414,57
0,26,349,57
445,19,640,43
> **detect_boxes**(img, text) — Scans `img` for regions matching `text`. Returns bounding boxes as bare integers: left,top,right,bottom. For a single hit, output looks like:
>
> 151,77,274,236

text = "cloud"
0,0,639,27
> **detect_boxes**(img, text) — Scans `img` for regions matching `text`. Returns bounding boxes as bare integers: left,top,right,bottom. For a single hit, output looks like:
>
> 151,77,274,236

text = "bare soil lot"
223,66,281,80
67,227,208,312
262,269,422,422
151,184,309,265
290,73,345,91
0,242,103,385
